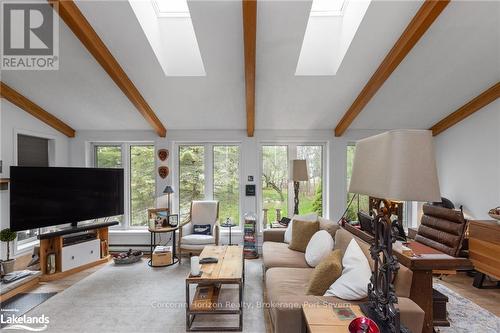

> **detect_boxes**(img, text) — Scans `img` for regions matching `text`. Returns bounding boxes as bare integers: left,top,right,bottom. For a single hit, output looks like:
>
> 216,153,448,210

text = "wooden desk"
303,304,364,333
468,220,500,287
393,241,472,333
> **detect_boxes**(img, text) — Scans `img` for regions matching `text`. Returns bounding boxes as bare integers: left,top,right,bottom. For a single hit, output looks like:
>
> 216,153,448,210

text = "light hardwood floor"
434,272,500,316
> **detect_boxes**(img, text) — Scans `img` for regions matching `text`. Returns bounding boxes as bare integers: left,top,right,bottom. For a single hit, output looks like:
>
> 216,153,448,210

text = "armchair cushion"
193,224,211,235
181,234,215,245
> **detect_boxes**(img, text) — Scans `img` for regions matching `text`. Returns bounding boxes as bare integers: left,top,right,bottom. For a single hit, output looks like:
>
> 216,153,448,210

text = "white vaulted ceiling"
1,0,498,133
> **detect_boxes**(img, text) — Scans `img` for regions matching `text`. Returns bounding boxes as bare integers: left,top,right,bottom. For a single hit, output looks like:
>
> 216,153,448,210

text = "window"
177,144,241,225
130,145,155,227
95,145,122,168
297,145,323,216
16,134,49,246
261,144,326,228
95,145,125,225
213,145,240,224
346,145,369,221
94,143,154,229
262,146,289,223
179,145,205,220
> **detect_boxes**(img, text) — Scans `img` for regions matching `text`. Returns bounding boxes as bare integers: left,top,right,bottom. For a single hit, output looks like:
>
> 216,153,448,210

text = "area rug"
20,259,266,333
434,283,500,333
1,292,57,329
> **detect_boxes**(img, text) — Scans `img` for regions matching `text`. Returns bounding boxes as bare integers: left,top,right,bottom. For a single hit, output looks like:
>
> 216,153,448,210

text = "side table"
302,304,364,332
148,221,188,267
221,221,237,245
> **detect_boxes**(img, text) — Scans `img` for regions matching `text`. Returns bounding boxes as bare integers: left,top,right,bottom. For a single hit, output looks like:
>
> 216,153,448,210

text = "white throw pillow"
284,213,318,244
305,230,334,267
324,239,372,300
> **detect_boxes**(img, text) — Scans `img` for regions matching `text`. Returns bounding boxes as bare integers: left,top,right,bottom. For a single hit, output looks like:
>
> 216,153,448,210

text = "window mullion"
206,144,214,200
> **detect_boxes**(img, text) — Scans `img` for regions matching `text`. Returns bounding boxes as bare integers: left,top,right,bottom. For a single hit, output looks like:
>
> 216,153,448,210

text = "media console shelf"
38,221,118,281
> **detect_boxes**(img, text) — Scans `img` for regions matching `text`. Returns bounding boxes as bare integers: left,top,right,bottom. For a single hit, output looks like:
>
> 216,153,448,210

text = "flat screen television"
10,166,124,232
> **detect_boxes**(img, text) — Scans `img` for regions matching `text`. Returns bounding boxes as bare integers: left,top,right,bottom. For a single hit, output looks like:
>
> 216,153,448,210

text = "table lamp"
163,185,174,212
292,159,308,214
349,130,441,333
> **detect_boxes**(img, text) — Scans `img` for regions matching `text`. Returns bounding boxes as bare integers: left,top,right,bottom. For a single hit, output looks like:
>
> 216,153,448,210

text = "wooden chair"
178,201,219,263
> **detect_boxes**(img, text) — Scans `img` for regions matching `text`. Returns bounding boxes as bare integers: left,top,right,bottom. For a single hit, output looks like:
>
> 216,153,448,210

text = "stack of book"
243,217,258,259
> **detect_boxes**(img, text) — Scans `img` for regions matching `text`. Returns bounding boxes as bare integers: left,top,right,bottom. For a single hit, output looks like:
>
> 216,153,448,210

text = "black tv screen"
10,166,124,232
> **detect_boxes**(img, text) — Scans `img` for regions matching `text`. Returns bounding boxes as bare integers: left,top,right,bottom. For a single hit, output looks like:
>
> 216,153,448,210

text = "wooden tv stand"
38,221,118,282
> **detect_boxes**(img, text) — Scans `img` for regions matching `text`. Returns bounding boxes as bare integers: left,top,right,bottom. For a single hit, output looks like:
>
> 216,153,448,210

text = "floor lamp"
292,160,308,215
348,130,441,333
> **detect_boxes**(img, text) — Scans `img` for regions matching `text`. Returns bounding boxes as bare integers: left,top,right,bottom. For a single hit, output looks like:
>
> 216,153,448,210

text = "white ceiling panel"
352,0,500,130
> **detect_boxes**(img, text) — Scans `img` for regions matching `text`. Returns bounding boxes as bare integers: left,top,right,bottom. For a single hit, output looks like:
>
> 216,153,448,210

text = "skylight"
311,0,347,16
129,0,205,76
152,0,190,18
296,0,372,76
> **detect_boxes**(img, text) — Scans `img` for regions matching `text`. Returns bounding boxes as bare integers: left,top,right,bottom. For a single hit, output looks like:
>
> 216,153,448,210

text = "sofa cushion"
306,250,342,295
266,267,423,333
289,220,319,252
262,242,309,270
284,213,318,243
334,228,413,298
305,230,334,267
181,234,215,245
318,217,340,238
325,239,372,300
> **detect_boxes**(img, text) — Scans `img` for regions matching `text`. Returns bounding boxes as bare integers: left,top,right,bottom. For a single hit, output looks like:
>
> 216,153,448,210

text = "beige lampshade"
348,130,441,202
292,159,309,181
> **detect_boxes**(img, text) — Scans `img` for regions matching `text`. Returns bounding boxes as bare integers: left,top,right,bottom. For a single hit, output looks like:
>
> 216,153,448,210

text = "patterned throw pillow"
192,224,212,235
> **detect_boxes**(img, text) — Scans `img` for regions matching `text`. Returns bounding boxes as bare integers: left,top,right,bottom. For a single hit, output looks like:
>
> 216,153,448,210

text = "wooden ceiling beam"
430,82,500,136
1,82,76,138
334,0,450,137
48,0,166,137
243,0,257,137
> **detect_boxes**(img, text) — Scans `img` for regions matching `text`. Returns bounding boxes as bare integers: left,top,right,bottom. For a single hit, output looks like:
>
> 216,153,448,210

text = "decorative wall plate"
158,166,169,179
158,149,169,161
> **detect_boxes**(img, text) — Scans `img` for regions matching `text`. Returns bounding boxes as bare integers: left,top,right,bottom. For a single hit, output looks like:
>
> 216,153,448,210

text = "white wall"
434,100,500,219
69,128,380,250
0,100,70,256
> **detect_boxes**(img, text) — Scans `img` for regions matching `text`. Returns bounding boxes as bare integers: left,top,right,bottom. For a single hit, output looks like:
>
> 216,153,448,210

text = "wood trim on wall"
243,0,257,137
1,82,76,138
334,0,450,137
430,82,500,136
48,0,167,137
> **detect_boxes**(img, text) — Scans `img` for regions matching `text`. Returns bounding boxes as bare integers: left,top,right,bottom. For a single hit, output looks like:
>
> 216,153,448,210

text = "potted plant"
0,228,17,274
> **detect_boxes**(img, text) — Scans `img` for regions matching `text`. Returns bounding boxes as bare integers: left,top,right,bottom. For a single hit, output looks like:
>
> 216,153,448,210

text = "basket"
113,252,143,265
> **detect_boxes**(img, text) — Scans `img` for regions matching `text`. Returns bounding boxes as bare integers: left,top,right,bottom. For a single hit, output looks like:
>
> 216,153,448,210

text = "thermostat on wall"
245,184,256,196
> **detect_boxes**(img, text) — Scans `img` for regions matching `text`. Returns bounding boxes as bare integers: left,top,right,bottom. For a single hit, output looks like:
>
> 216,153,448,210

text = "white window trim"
173,141,243,230
258,141,327,230
91,141,155,230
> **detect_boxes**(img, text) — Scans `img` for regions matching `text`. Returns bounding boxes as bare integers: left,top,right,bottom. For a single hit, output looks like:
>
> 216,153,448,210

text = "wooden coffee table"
185,245,245,331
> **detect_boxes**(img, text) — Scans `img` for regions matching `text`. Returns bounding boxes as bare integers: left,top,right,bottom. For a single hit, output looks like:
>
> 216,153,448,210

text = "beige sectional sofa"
262,219,425,333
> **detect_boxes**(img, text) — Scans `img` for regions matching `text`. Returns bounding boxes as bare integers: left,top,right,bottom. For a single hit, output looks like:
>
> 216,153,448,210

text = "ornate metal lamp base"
360,303,411,333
